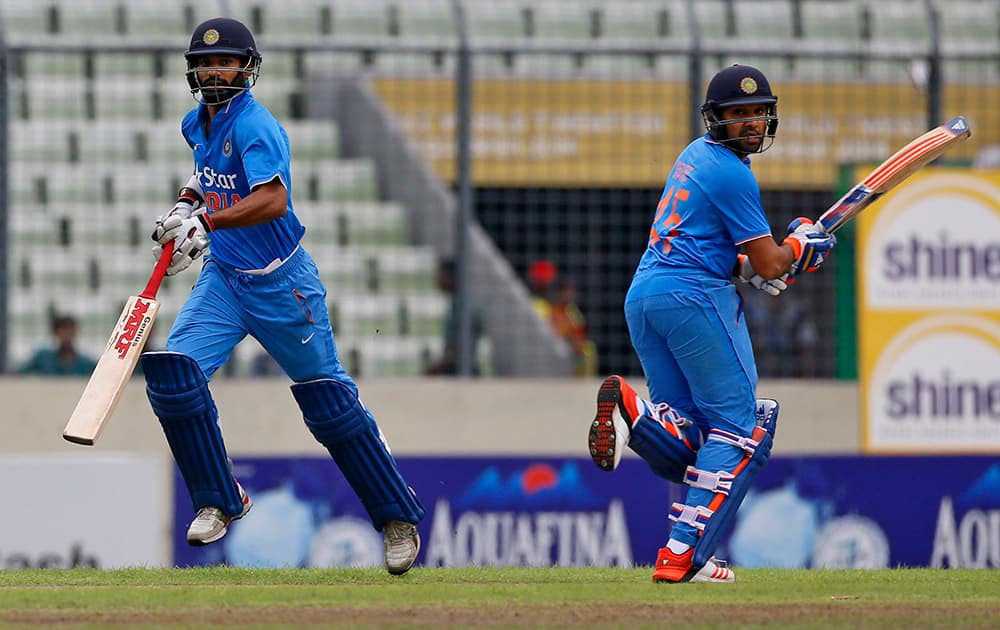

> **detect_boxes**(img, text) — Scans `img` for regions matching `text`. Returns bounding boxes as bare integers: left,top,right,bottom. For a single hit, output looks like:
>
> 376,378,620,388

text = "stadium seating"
2,0,995,375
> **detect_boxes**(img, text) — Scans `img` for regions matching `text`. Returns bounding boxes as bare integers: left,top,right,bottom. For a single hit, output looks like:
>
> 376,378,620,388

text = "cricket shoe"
384,520,420,575
651,547,735,583
186,481,253,546
588,375,640,471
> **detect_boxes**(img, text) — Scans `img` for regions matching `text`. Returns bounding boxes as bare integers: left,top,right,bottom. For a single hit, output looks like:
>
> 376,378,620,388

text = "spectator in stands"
527,259,559,319
17,315,97,377
527,259,597,377
549,277,598,378
425,257,483,376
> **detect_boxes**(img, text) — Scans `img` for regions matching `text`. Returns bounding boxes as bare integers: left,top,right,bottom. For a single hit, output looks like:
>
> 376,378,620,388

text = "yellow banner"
372,78,997,189
857,169,1000,453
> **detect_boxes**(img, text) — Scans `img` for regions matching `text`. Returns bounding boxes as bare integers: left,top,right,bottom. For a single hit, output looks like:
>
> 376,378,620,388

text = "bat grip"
140,241,175,300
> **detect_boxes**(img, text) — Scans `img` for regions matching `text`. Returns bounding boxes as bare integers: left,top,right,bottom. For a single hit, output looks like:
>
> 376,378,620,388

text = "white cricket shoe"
384,520,420,575
186,481,253,546
588,375,639,471
689,557,736,583
652,547,736,583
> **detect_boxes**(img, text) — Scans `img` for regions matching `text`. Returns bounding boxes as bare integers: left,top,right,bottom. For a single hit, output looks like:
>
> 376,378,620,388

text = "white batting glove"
151,198,200,243
151,211,214,276
736,254,788,297
783,217,836,277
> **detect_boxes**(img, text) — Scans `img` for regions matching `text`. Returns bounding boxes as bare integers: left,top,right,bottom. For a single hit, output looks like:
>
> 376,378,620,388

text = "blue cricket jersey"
181,90,305,270
628,134,772,300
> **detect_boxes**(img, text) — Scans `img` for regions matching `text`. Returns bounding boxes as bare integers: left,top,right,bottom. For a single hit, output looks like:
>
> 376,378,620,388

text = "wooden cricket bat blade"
62,243,173,446
817,116,971,234
62,297,161,445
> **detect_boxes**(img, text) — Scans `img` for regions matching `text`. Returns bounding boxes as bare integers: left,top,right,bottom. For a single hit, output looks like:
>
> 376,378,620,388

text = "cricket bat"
62,243,174,446
817,115,971,234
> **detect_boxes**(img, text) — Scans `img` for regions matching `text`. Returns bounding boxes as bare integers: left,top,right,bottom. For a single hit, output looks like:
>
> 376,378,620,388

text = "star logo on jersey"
203,29,220,46
740,77,758,95
223,138,232,157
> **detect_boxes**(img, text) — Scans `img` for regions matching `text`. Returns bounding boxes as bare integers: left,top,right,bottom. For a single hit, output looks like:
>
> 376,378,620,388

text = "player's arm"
742,234,794,280
743,217,837,280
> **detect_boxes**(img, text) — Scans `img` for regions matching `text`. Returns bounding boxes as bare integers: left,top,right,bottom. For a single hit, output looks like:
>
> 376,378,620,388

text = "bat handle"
140,241,175,300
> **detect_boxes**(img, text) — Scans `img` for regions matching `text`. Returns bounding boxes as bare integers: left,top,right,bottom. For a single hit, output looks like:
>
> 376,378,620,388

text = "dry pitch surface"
0,567,996,629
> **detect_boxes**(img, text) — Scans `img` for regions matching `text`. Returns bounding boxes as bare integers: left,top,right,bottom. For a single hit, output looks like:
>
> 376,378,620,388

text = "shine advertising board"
857,170,1000,452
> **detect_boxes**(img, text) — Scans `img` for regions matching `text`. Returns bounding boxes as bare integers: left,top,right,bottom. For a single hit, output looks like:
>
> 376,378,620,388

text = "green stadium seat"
789,57,866,83
368,245,437,293
145,123,197,163
732,0,795,51
10,211,62,247
295,201,408,246
692,0,733,47
124,1,204,38
0,1,52,41
93,52,158,77
331,294,403,337
231,0,329,40
865,0,932,56
329,0,392,40
532,0,596,42
11,163,189,206
936,0,1000,55
93,77,158,120
254,51,304,81
301,51,371,77
19,78,89,120
305,247,370,293
400,294,446,337
397,0,456,43
599,0,687,44
588,52,688,79
342,335,443,378
9,121,71,163
16,51,86,78
11,247,95,290
70,206,148,249
284,120,340,160
304,159,379,202
464,1,527,43
799,0,865,52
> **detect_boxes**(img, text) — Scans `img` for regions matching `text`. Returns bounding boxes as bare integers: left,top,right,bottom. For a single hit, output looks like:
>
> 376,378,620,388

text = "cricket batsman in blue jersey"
145,17,424,574
587,65,836,583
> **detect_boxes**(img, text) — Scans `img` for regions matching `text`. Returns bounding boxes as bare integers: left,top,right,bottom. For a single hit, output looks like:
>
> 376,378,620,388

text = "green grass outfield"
0,567,996,629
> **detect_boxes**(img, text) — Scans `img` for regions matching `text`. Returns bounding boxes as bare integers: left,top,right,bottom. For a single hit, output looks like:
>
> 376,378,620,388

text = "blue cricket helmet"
701,64,779,149
186,17,262,64
185,17,262,105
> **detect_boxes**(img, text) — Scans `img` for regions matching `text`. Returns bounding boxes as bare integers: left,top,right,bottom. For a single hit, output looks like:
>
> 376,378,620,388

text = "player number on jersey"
648,186,688,254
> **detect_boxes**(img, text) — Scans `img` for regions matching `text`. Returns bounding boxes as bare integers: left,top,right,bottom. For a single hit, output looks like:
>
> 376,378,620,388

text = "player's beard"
737,133,764,153
200,75,244,105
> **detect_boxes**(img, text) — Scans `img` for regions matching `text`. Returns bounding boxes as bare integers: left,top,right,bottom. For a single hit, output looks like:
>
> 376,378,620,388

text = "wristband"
197,213,215,232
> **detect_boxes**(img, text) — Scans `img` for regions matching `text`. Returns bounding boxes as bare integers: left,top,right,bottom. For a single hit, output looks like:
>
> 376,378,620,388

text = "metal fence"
1,0,997,379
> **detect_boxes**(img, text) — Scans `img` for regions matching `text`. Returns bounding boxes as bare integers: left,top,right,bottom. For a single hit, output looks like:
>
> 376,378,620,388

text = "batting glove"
736,254,788,297
151,211,214,276
783,217,836,276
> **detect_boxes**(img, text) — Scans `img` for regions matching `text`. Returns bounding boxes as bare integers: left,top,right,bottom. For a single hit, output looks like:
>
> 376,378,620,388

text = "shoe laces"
385,521,416,543
709,556,729,569
653,402,692,429
193,507,225,524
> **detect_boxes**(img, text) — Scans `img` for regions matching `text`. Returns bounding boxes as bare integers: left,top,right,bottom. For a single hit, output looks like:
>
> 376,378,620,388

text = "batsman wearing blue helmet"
587,65,836,583
146,17,424,574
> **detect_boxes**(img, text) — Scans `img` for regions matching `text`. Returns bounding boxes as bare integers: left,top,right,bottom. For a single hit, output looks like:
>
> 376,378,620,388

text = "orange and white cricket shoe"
186,480,253,546
651,547,736,584
588,375,641,471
